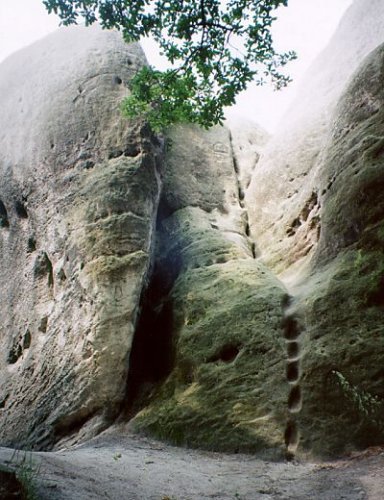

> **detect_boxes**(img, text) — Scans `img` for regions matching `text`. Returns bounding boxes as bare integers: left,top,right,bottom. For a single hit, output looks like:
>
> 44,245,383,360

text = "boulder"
0,26,161,449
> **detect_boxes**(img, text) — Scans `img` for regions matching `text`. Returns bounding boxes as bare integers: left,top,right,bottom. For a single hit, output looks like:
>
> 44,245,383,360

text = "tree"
43,0,295,130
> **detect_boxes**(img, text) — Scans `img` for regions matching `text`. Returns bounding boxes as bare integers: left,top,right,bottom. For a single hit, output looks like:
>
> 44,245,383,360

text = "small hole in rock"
28,237,36,252
0,394,9,409
208,344,240,363
15,200,28,218
39,316,48,333
281,294,292,309
58,268,67,281
0,199,9,228
283,316,301,340
284,420,299,447
7,343,22,364
113,76,123,85
23,330,31,349
287,342,300,359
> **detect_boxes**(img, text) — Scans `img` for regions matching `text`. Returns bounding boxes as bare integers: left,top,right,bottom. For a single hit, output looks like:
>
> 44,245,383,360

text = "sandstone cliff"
246,0,384,275
0,25,161,449
1,0,384,461
127,124,289,458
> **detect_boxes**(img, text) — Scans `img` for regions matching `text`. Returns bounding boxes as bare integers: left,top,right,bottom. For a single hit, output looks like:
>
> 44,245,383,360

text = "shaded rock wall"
0,26,161,449
126,124,290,458
241,0,384,458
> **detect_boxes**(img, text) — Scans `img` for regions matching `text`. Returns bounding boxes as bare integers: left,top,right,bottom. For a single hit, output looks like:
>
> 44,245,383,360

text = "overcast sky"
0,0,352,131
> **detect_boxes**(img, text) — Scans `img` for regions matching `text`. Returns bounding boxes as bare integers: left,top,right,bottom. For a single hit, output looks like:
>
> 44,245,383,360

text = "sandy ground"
0,432,383,500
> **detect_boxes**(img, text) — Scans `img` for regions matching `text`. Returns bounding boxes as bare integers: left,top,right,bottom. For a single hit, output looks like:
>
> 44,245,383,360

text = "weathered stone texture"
291,42,384,457
246,0,384,274
129,124,288,457
0,26,161,449
2,0,384,461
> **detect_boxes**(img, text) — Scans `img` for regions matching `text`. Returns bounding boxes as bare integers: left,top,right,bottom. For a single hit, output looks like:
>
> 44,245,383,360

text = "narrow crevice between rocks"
228,130,257,258
282,295,304,459
120,129,260,423
119,207,180,421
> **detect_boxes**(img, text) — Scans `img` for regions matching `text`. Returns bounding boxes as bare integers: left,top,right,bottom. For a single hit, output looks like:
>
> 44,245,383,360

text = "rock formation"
246,0,384,275
0,25,162,449
1,0,384,461
243,0,384,457
291,42,384,457
127,124,288,457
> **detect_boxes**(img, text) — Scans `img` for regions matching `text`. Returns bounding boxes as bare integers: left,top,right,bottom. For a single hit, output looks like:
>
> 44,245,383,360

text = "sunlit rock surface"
246,0,384,275
0,25,161,449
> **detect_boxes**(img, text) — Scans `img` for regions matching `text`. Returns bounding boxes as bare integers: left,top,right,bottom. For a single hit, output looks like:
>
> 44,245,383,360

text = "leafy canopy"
43,0,295,130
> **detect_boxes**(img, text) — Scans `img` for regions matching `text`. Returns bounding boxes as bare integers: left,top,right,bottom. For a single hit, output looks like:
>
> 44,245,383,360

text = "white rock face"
2,0,383,460
246,0,384,274
0,26,161,449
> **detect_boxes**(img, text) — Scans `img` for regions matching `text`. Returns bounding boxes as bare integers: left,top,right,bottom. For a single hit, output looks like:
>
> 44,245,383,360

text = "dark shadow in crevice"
121,293,176,420
119,201,182,420
14,200,28,218
0,199,9,228
207,343,241,364
282,316,301,340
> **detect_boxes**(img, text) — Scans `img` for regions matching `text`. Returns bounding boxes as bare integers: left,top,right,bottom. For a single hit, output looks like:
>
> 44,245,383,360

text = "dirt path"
1,432,383,499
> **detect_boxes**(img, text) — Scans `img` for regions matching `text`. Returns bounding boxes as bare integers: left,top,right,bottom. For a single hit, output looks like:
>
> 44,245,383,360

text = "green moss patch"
132,260,288,457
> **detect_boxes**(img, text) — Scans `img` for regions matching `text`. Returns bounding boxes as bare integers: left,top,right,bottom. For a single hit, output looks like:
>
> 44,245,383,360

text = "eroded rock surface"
1,0,384,462
126,124,289,458
246,0,384,274
291,42,384,458
0,26,161,449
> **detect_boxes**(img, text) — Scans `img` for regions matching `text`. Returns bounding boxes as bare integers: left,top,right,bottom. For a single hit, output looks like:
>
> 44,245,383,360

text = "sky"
0,0,352,132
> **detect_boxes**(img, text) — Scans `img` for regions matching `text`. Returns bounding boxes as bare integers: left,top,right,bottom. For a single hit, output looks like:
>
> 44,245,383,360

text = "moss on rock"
132,260,288,457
